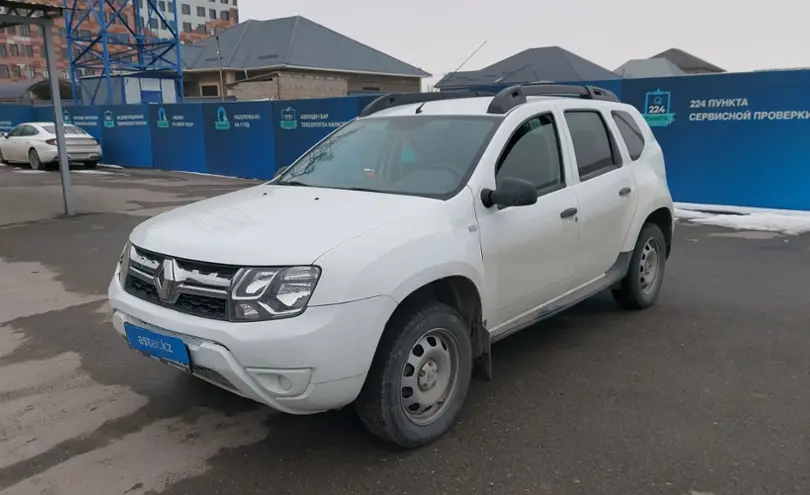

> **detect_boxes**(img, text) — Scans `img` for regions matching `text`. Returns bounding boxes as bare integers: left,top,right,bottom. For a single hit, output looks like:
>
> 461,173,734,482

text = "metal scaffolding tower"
63,0,184,105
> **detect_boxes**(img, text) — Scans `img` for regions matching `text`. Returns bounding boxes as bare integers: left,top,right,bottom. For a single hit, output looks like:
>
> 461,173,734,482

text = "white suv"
109,84,673,448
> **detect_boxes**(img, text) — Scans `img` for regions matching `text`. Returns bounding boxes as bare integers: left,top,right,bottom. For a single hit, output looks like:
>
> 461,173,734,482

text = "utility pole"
214,27,225,101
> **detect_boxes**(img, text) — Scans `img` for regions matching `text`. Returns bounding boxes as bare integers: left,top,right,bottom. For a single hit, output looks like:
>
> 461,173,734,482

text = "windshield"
41,124,87,135
275,115,501,199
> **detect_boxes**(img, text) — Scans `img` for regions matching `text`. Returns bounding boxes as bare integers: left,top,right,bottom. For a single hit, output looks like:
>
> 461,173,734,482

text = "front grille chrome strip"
124,245,236,320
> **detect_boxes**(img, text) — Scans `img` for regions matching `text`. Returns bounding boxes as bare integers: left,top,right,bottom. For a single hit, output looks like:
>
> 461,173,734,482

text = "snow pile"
675,207,810,235
73,169,117,176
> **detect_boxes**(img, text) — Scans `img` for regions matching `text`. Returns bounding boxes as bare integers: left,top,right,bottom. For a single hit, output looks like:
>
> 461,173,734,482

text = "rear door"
559,106,638,287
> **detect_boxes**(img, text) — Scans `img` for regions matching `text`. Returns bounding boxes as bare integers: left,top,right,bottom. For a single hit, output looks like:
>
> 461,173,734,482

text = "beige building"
181,16,430,101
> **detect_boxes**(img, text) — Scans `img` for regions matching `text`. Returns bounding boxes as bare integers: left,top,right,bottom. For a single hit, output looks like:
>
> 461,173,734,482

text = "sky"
239,0,809,86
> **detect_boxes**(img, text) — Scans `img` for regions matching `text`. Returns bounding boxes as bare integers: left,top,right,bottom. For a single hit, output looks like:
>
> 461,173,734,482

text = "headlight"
230,266,321,321
118,241,131,286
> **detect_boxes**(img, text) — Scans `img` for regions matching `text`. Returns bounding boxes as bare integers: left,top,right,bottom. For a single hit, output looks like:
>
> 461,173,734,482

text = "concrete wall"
229,73,348,100
213,69,421,101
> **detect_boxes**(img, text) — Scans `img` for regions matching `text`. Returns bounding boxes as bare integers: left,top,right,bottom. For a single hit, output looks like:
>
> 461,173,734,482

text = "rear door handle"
619,187,632,197
560,207,578,219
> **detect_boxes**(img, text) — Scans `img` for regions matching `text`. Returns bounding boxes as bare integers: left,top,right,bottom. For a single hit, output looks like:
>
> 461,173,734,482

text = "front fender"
308,190,486,308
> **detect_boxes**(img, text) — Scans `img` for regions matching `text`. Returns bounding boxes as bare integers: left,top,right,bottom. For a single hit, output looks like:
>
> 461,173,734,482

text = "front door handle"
560,207,578,219
619,187,632,197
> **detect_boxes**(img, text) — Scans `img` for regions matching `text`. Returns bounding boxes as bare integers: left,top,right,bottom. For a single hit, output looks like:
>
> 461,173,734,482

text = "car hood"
129,185,438,266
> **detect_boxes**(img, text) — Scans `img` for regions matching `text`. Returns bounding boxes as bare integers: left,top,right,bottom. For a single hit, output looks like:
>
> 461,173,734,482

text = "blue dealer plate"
124,323,191,369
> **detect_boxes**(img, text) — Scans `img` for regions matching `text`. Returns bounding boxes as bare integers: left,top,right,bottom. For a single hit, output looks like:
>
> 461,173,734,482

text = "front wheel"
612,223,667,309
356,303,473,448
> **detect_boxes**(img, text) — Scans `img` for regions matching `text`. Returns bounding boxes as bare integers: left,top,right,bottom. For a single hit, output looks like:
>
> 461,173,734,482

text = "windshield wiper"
344,187,380,193
276,180,312,187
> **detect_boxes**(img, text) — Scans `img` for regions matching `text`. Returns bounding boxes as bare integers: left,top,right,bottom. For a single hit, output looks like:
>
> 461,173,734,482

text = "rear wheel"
356,302,472,448
28,148,43,170
84,161,98,169
612,223,667,309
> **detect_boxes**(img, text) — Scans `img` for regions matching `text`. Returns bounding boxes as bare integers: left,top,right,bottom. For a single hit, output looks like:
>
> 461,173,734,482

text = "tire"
84,161,98,169
612,223,667,310
356,302,473,448
28,148,42,170
0,149,5,164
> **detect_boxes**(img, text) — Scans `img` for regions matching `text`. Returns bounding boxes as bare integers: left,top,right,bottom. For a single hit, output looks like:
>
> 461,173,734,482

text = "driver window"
7,126,23,137
496,113,564,194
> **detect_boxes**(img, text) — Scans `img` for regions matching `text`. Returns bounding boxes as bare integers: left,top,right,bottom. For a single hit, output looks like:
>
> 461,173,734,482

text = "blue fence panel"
31,106,53,122
63,106,105,144
623,70,810,211
100,105,153,168
272,96,360,169
149,104,206,173
202,101,275,179
0,105,33,132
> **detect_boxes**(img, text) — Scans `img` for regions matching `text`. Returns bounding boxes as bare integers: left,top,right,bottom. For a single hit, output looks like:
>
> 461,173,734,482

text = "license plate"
124,323,191,370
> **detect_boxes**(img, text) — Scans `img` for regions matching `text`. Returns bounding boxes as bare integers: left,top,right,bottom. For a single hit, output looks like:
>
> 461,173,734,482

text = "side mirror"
0,132,7,139
480,177,538,209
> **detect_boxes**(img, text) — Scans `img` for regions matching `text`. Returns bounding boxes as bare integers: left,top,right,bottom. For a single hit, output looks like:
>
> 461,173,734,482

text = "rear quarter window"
611,110,645,161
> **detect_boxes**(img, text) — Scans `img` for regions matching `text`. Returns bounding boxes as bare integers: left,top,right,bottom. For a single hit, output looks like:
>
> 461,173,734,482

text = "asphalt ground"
1,166,809,495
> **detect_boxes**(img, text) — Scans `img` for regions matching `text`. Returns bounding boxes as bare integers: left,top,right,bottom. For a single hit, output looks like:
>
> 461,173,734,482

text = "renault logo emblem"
154,258,182,303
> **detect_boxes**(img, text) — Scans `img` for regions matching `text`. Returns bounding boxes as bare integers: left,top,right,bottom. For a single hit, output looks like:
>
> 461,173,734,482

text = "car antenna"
416,39,487,115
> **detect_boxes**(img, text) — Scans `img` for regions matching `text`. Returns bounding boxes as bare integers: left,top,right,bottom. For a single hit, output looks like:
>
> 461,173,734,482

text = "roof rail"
487,84,619,114
359,89,495,118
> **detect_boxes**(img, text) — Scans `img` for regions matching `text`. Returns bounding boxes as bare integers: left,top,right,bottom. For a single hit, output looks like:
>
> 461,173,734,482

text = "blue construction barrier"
272,96,363,170
100,105,154,168
202,101,275,179
0,105,32,133
1,73,809,210
149,104,206,173
622,71,810,211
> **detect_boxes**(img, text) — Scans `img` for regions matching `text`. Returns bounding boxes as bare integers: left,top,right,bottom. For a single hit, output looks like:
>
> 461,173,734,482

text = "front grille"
123,246,238,321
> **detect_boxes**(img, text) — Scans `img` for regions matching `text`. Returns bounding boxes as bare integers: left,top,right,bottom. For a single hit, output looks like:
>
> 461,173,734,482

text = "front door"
475,112,580,329
3,125,27,161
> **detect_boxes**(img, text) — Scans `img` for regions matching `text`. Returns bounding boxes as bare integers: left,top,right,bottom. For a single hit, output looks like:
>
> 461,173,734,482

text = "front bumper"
108,276,397,414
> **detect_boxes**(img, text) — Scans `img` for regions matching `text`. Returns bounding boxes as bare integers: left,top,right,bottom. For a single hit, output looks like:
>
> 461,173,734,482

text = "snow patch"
180,171,251,180
676,207,810,235
675,202,810,217
12,169,47,174
72,169,117,176
674,208,712,220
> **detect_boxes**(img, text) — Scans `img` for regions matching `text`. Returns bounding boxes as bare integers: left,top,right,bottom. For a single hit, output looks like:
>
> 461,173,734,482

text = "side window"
612,110,645,161
7,125,23,137
26,126,39,136
564,110,618,180
496,113,564,192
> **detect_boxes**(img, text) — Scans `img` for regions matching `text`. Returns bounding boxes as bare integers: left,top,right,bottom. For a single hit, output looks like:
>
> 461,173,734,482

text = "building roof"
615,57,687,78
650,48,724,73
435,46,619,89
0,78,72,102
182,16,431,78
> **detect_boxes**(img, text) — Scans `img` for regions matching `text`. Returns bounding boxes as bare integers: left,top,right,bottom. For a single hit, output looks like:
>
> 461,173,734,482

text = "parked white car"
109,84,674,448
0,122,102,170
